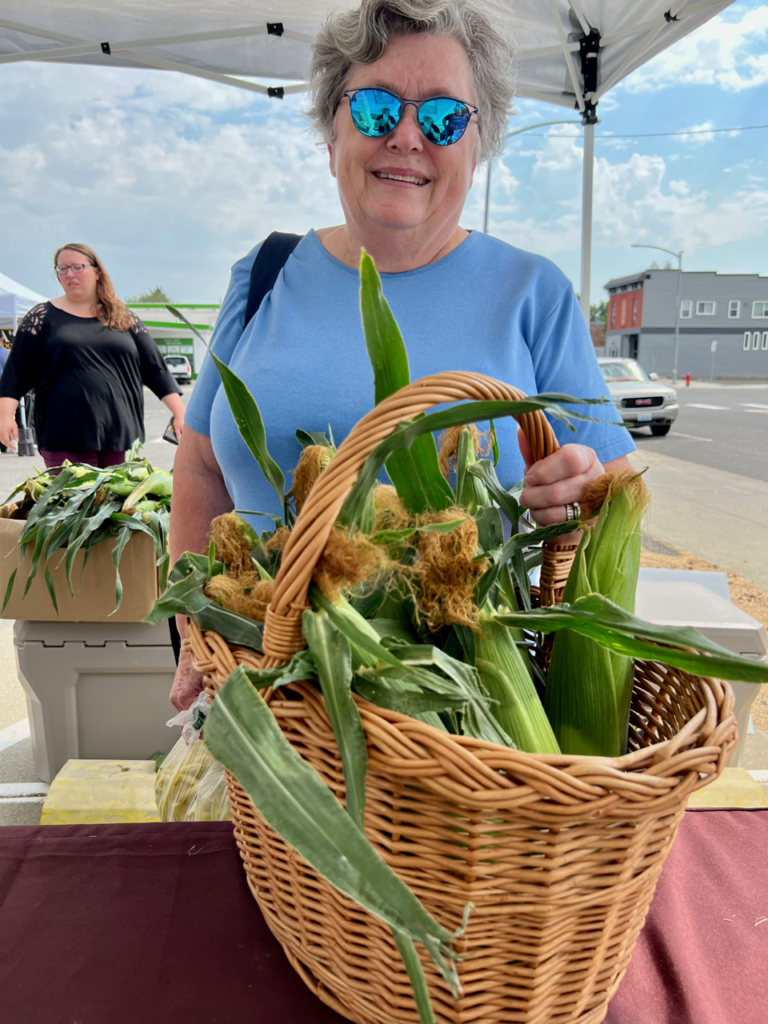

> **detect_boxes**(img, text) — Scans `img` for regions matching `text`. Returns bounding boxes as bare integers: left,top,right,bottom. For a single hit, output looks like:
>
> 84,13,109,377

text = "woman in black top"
0,243,185,469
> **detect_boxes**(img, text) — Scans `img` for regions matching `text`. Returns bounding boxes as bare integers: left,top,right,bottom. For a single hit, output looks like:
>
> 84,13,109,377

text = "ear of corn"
475,613,560,754
454,427,490,516
544,476,648,757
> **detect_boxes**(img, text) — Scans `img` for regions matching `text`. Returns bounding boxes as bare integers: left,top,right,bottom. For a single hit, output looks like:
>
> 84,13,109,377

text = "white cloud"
680,120,715,144
620,5,768,94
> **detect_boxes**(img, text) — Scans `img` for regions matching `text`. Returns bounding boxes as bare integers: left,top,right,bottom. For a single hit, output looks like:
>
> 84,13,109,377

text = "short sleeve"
0,303,48,400
184,244,262,437
530,285,636,465
129,312,183,398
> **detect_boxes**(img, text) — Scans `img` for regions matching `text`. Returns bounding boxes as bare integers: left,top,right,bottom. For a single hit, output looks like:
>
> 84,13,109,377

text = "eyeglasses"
55,263,93,275
341,88,478,146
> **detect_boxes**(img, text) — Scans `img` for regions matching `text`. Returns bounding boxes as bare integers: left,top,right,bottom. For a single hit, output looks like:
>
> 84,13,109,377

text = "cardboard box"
0,508,159,622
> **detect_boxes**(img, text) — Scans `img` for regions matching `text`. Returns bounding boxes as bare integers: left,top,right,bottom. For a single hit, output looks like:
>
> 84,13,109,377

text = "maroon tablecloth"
0,809,766,1024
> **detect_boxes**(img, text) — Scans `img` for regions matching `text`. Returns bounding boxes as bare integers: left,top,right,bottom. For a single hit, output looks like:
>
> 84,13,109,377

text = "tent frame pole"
580,121,595,324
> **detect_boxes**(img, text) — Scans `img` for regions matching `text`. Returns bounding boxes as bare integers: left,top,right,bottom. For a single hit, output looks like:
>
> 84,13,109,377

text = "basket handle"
261,370,568,667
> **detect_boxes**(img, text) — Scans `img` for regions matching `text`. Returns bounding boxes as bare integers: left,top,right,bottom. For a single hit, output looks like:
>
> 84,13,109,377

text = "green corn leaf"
489,419,499,466
111,525,133,613
65,499,123,595
339,394,603,527
208,351,286,514
1,568,18,614
370,517,466,546
303,608,368,833
354,671,466,716
43,565,58,616
296,428,332,449
467,460,524,524
495,594,768,685
474,505,504,555
392,644,515,748
359,251,453,515
475,518,585,610
244,649,318,690
392,928,436,1024
204,667,457,986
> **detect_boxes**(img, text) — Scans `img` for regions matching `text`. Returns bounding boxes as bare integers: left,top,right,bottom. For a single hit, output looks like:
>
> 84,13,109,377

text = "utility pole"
632,244,684,384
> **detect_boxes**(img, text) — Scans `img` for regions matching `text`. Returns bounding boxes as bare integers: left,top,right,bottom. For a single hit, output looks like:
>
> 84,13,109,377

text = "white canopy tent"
1,0,735,318
0,271,47,331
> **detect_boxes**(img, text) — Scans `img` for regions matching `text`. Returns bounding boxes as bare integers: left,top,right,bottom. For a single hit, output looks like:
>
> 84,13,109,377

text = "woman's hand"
161,392,186,440
170,647,205,712
0,405,19,451
518,428,605,528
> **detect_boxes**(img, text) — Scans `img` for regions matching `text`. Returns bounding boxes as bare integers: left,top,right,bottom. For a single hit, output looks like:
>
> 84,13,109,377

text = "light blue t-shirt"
186,230,634,528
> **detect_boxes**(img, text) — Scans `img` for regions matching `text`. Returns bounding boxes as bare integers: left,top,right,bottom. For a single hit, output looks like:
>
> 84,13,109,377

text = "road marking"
0,717,30,753
741,403,768,409
687,403,730,410
150,437,166,444
747,410,768,415
671,432,713,442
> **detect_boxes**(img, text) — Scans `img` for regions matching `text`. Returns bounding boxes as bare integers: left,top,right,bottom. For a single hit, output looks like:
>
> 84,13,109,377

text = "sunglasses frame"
340,88,478,146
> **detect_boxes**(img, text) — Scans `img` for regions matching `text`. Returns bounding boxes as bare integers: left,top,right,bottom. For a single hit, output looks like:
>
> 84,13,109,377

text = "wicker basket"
188,372,737,1024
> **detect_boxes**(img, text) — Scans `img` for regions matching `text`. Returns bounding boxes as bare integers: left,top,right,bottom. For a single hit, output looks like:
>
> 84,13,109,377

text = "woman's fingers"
173,414,185,441
0,419,18,449
520,443,603,526
516,426,534,473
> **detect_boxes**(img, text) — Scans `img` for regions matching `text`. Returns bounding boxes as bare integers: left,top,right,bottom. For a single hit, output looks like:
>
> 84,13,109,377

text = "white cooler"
14,620,177,783
636,571,767,767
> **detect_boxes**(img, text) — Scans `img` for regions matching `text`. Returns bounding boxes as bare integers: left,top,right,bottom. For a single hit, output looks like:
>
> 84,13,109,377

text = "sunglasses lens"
419,98,470,146
348,89,402,137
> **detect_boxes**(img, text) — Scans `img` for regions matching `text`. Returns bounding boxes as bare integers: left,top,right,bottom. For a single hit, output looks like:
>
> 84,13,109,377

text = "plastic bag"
154,692,231,822
155,733,215,822
184,758,231,822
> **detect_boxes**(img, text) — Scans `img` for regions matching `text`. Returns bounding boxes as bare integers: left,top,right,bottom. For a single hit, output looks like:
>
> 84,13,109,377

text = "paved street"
629,381,768,484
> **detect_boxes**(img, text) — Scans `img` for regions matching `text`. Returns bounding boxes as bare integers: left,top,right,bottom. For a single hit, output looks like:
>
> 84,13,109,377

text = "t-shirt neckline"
306,228,479,279
48,300,98,320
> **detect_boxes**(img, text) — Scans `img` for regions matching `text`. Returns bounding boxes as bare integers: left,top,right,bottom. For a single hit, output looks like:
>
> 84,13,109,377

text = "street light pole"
631,243,684,384
483,119,581,236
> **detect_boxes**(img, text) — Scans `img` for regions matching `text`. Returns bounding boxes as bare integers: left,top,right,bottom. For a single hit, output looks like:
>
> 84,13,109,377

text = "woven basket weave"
188,372,737,1024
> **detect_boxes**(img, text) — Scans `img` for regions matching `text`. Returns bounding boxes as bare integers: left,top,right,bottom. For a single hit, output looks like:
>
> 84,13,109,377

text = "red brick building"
606,274,644,357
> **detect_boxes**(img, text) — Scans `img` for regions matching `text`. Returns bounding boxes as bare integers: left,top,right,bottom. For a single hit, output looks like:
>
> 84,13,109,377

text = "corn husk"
544,473,649,757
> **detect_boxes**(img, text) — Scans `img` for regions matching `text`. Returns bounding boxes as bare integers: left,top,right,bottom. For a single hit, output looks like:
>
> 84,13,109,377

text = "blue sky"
1,1,766,306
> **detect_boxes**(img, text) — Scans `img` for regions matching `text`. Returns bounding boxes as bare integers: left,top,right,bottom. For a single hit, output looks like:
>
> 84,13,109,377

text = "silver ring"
564,501,582,523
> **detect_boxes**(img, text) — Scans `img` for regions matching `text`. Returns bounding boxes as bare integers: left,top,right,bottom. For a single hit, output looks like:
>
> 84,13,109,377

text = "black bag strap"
244,231,303,328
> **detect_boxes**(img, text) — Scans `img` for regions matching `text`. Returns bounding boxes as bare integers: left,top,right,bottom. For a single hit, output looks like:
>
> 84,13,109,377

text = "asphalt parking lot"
629,381,768,483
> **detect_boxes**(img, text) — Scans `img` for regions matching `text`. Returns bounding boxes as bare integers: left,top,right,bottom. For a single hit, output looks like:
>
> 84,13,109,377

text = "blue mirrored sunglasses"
341,88,478,146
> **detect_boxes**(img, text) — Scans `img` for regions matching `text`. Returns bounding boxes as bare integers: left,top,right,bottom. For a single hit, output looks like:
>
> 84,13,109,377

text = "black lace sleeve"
128,311,183,399
0,303,48,400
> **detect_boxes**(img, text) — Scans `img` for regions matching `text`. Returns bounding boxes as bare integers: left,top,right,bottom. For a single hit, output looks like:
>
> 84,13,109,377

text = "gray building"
604,269,768,379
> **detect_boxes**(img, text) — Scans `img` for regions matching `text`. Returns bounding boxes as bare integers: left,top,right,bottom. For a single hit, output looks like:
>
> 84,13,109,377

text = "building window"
620,299,626,326
610,302,616,327
754,332,761,351
696,301,715,315
744,332,751,351
728,301,740,318
632,297,637,325
763,332,768,351
680,300,692,319
753,302,768,318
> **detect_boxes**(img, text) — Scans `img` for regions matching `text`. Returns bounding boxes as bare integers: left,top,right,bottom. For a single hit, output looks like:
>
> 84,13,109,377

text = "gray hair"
306,0,517,163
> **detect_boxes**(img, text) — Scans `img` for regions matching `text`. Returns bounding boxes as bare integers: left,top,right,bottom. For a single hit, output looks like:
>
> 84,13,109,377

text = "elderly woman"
169,0,635,709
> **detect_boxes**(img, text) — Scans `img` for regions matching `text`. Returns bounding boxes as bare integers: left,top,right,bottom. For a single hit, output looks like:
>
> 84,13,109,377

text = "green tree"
589,300,608,324
126,286,171,303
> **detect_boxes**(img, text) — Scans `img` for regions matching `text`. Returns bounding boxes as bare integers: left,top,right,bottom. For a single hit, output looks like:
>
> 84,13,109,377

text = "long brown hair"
53,242,134,332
